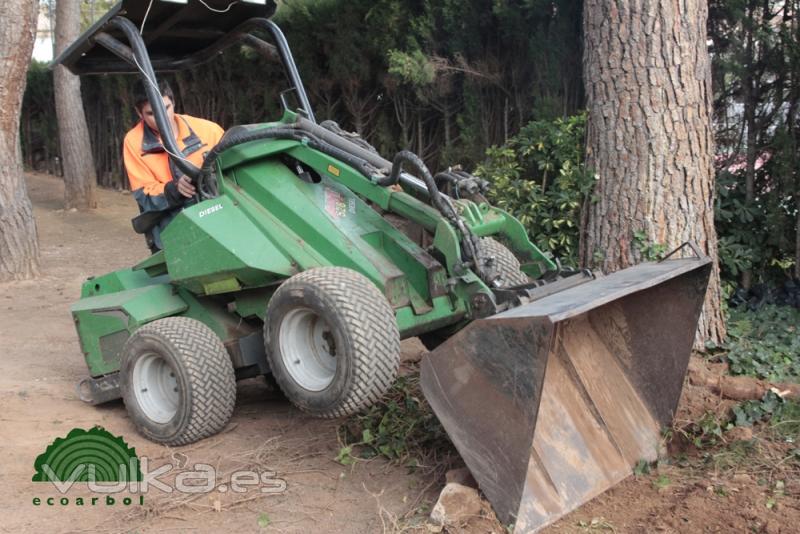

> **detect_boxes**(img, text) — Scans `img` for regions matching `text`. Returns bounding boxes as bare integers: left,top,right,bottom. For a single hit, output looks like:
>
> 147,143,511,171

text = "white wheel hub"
279,307,337,391
132,352,179,424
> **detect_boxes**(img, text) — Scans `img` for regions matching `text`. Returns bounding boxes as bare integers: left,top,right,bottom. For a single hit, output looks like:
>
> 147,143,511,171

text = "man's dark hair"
133,78,175,112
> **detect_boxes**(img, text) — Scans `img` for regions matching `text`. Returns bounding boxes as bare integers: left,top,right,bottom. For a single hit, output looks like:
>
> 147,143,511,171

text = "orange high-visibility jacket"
123,114,224,202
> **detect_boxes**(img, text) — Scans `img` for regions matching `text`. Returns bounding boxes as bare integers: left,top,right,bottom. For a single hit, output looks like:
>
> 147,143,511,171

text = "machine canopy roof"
53,0,277,75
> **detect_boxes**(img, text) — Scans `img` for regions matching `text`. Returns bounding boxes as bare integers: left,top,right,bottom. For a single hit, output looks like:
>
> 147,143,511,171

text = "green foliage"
714,170,795,284
715,303,800,442
80,0,117,31
387,49,436,87
715,173,760,278
27,0,586,183
633,459,652,476
681,411,726,449
733,392,800,440
652,474,672,490
337,375,454,468
632,231,667,261
21,61,58,169
710,0,800,285
724,305,800,382
257,512,271,529
476,113,594,265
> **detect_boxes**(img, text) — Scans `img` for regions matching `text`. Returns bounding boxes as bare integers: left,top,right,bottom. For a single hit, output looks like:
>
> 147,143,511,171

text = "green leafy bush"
715,168,797,285
475,113,594,266
733,392,800,441
724,305,800,382
680,411,726,449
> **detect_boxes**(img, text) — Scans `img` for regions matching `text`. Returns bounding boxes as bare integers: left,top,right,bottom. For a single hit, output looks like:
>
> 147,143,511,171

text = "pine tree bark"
582,0,726,345
55,0,97,210
0,0,40,281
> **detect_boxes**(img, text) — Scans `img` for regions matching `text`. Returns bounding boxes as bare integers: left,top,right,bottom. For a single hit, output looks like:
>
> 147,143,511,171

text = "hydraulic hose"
197,121,492,282
381,151,489,281
380,151,453,215
197,124,379,198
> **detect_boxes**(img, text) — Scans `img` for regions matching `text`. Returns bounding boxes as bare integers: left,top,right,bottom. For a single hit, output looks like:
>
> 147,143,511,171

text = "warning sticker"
324,187,347,219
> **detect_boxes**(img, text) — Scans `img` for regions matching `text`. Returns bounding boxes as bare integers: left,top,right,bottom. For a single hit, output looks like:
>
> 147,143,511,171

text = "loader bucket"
420,256,712,533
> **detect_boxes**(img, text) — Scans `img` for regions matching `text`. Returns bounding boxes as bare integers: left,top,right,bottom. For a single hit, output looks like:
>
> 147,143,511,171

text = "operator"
123,79,224,251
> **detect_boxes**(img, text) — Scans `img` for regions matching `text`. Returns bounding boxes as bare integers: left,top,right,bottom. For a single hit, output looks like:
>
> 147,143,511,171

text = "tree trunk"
741,0,758,290
0,0,40,281
794,166,800,286
55,0,97,210
789,2,800,279
583,0,726,346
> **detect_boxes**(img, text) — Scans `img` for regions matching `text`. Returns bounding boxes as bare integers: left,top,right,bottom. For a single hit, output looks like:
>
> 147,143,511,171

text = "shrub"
475,113,594,266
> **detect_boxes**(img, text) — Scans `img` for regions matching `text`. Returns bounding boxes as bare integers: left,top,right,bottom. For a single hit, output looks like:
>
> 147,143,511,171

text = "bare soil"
544,379,800,534
1,172,797,533
0,173,431,534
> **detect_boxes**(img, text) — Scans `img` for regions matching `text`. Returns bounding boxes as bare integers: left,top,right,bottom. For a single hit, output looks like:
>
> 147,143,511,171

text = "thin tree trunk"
55,0,97,210
0,0,40,281
796,206,800,279
741,1,758,290
583,0,726,346
790,2,800,279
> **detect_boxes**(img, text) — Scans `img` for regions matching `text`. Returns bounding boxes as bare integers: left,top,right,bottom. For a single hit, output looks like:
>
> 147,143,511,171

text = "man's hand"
176,175,196,198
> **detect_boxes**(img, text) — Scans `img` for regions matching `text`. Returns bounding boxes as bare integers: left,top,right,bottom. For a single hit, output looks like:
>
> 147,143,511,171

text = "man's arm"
123,137,184,210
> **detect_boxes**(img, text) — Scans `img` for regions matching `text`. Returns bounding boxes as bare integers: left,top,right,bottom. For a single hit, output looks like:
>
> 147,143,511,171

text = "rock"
445,466,477,488
400,337,427,363
430,482,482,527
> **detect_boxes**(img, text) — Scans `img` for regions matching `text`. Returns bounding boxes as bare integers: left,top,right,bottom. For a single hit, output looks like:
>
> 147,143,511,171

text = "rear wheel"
482,237,529,286
120,317,236,446
265,267,400,418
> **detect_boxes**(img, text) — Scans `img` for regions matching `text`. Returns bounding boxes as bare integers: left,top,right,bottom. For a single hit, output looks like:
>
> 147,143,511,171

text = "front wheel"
482,237,529,286
264,267,400,418
120,317,237,446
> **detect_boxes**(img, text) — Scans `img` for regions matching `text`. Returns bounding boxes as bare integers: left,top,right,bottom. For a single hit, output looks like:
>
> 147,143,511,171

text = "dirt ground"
1,172,798,533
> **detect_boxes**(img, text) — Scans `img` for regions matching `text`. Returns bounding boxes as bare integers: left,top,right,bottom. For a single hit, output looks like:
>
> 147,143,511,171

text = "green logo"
32,427,142,482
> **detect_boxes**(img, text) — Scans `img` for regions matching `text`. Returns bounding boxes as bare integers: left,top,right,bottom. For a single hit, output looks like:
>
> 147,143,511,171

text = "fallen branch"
688,359,800,401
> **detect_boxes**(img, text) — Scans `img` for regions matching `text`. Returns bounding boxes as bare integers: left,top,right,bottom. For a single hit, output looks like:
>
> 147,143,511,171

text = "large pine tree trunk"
55,0,97,210
583,0,725,345
0,1,40,281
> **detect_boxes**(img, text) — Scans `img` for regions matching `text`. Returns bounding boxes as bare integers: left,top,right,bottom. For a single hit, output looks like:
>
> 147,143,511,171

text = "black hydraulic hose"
433,171,455,189
197,125,378,197
198,120,492,284
320,120,379,154
380,151,489,280
380,151,456,216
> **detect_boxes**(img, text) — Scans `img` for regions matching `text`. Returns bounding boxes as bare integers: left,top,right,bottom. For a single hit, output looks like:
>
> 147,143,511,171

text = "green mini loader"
56,1,713,531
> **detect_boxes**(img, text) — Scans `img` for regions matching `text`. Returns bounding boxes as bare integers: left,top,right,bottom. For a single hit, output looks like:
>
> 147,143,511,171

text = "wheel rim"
132,352,180,424
278,307,337,392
